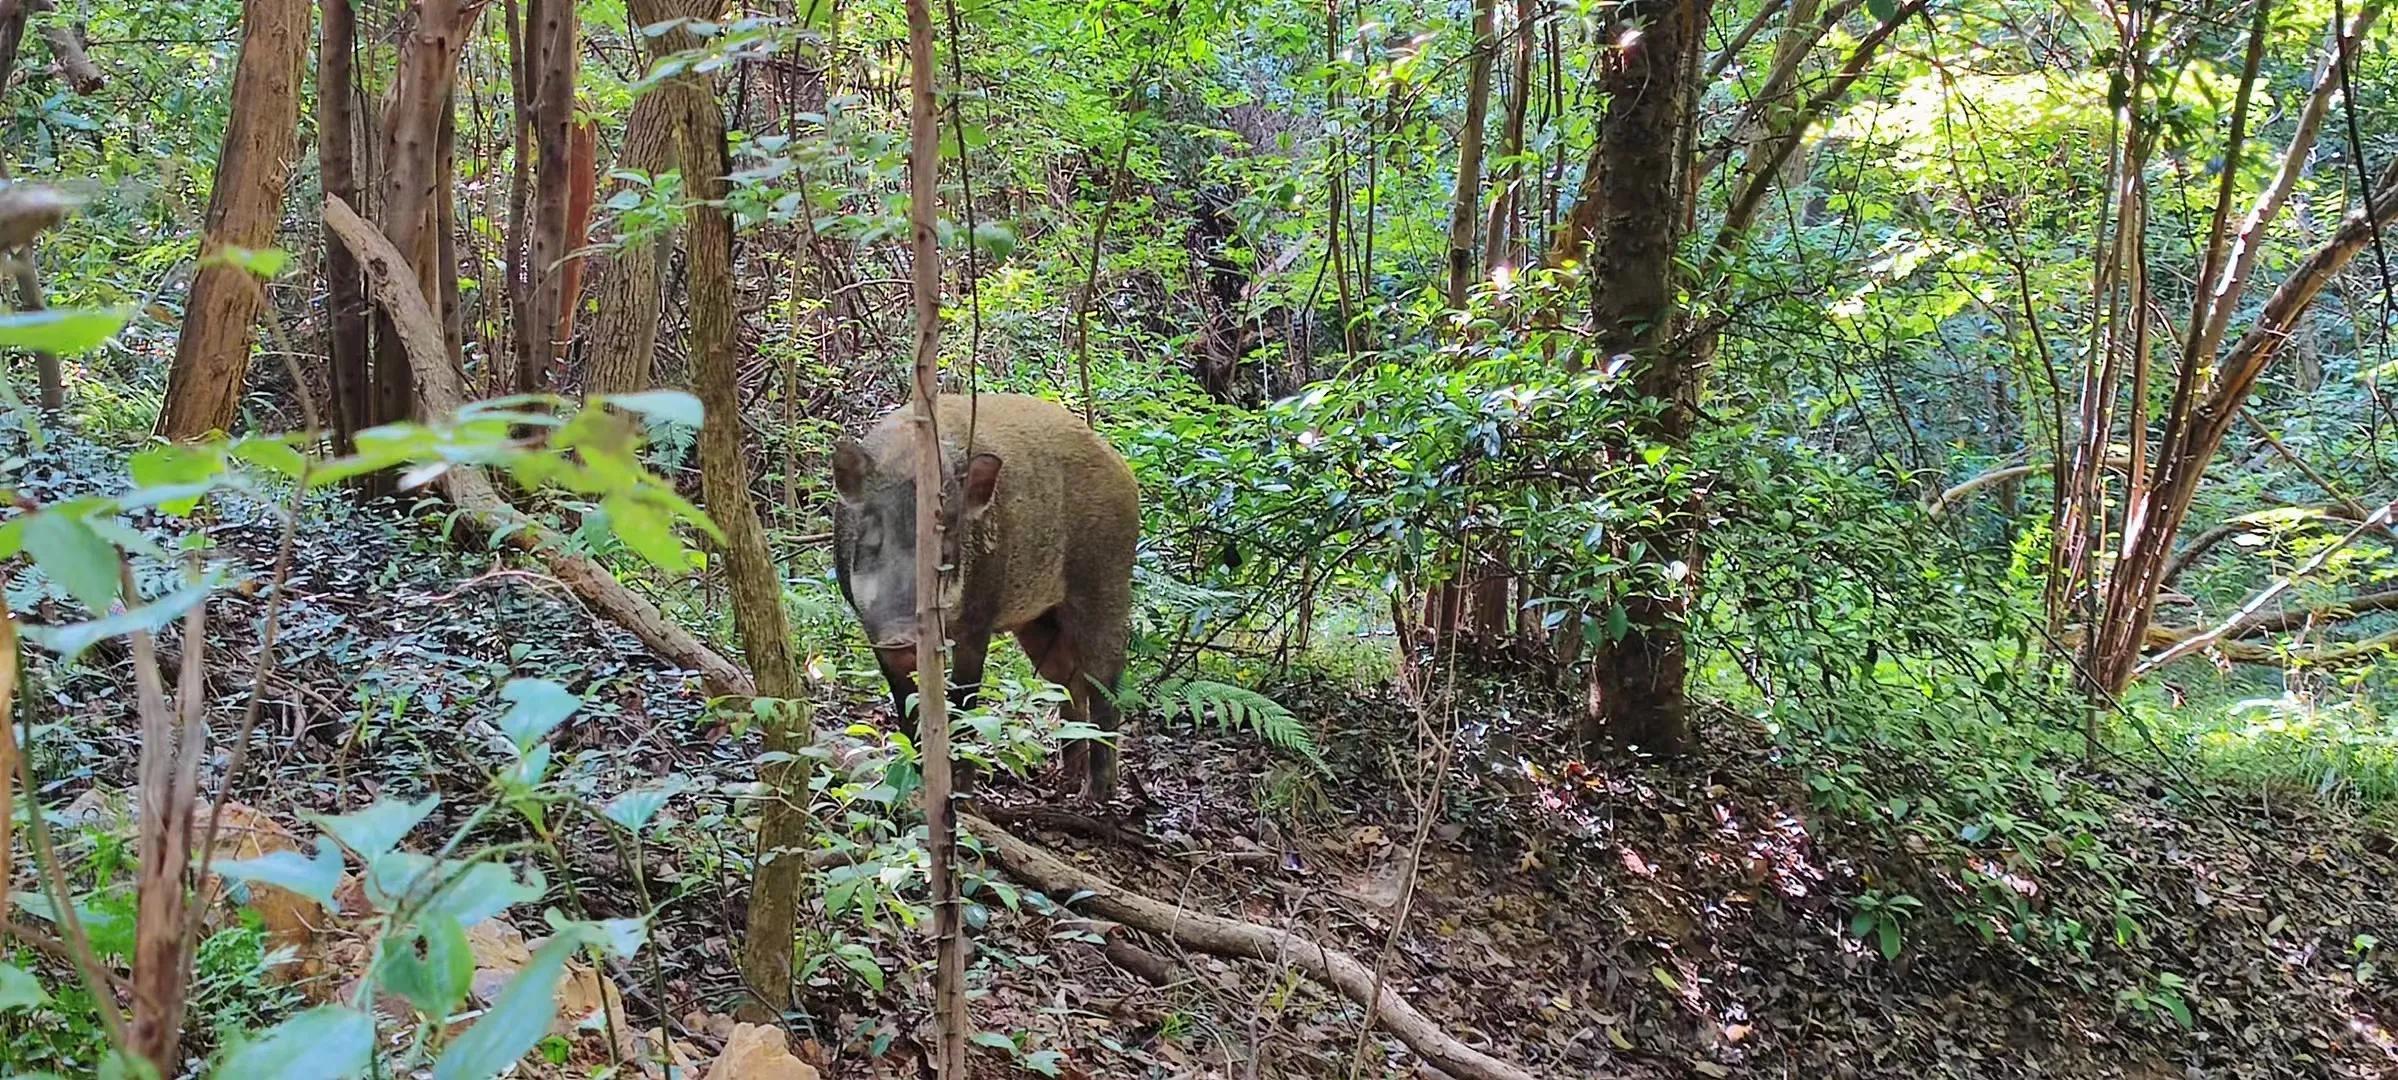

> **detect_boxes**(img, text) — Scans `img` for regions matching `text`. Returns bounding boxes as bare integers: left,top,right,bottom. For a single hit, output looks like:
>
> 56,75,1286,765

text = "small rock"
703,1023,819,1080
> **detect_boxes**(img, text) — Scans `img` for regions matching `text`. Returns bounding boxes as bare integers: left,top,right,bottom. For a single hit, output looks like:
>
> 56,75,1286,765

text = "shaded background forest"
0,0,2395,1076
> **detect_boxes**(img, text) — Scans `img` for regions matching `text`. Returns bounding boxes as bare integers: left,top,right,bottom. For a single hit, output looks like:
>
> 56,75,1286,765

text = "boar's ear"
961,453,1002,512
831,439,868,503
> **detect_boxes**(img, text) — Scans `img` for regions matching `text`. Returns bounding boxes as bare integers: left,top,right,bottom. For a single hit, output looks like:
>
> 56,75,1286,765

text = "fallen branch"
323,194,754,699
2147,587,2398,647
2147,626,2398,668
1923,457,2131,519
2138,499,2398,676
1056,918,1178,988
2161,505,2357,587
964,813,1545,1080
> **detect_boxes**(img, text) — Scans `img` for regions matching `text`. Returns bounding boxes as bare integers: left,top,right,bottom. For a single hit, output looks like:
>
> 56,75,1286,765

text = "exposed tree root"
963,812,1546,1080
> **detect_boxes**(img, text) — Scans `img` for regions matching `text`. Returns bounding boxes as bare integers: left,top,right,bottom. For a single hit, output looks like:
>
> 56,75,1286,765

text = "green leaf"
433,936,577,1080
216,1004,374,1079
969,1031,1018,1052
496,678,581,750
231,437,310,479
601,493,690,570
364,854,543,927
601,785,674,833
100,1050,161,1080
307,794,439,862
602,389,703,428
970,222,1019,260
375,914,476,1018
1023,1049,1066,1077
1876,919,1901,960
21,510,120,614
214,837,344,910
2158,991,2192,1029
1865,0,1899,22
0,307,132,356
23,575,216,662
207,245,294,279
836,942,885,991
551,912,646,960
0,962,49,1010
130,443,228,514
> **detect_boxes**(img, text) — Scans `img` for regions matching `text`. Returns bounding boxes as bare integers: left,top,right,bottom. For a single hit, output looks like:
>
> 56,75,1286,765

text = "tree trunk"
632,0,814,1012
370,0,480,437
1583,0,1703,757
2087,164,2398,693
433,102,463,367
503,0,533,391
1420,0,1498,648
556,116,598,347
904,0,969,1068
521,0,576,391
319,0,367,452
1482,0,1534,270
1467,0,1536,644
154,0,309,441
0,0,64,412
580,88,679,396
2070,4,2390,694
1442,0,1495,311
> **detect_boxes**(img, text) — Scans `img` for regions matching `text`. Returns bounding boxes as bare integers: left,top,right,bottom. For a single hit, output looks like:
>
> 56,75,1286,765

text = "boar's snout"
873,643,918,677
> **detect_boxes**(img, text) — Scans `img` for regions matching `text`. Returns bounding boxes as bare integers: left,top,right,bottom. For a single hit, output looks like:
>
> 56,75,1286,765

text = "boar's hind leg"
1013,611,1093,790
1072,606,1130,803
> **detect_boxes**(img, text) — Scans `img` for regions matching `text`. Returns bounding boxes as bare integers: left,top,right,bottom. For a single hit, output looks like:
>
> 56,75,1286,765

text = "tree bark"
626,0,815,1013
154,0,309,441
905,0,968,1068
521,0,577,391
1441,0,1496,311
369,0,479,437
1583,0,1703,757
579,85,680,396
319,0,367,453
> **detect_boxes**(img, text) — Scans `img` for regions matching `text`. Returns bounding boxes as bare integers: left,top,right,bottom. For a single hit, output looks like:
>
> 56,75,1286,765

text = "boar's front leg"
872,646,919,739
949,631,991,713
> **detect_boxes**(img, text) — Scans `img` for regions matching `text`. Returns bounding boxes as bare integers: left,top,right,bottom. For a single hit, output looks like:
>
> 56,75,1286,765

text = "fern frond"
1144,678,1327,773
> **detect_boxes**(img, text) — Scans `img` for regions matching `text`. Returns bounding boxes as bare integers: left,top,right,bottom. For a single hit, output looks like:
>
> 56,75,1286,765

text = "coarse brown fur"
832,393,1140,800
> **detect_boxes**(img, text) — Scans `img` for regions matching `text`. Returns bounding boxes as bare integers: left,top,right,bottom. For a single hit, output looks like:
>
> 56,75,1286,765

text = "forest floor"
12,435,2398,1079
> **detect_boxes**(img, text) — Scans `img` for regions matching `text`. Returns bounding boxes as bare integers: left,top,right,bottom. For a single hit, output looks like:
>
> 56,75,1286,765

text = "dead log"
963,813,1546,1080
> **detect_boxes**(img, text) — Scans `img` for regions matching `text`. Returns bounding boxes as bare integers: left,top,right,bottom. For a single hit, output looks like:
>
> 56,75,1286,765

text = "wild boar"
830,392,1140,801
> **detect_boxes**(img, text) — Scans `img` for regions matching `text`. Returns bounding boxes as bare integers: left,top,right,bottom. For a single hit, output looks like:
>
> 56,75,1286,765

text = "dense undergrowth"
1,403,2393,1076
